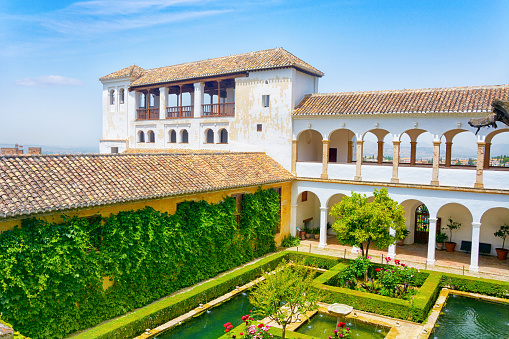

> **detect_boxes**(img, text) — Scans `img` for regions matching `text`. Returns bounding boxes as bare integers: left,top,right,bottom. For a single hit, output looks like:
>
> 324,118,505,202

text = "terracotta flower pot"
306,233,313,239
299,231,306,240
436,242,444,251
496,248,508,260
314,234,319,240
445,242,456,252
397,239,404,246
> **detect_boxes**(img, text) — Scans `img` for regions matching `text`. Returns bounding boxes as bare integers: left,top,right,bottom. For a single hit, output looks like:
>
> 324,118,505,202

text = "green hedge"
0,188,281,339
441,273,509,298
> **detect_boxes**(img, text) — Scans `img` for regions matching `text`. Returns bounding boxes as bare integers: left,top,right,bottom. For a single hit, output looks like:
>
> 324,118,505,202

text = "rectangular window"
111,147,118,154
232,193,245,227
262,95,270,107
301,191,308,202
257,124,262,132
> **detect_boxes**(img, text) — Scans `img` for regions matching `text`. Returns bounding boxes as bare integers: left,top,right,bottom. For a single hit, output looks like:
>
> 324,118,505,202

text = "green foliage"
441,274,509,299
443,217,461,243
281,235,301,248
0,188,281,339
329,188,406,257
339,256,371,287
436,232,448,243
494,224,509,249
249,260,321,339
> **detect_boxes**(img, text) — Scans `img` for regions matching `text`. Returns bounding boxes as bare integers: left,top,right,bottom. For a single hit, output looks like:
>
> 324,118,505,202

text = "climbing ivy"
0,188,280,339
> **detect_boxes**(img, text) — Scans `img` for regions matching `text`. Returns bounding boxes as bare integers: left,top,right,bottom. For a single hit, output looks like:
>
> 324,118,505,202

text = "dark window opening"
257,124,262,132
138,131,145,143
147,130,155,143
206,129,214,143
262,95,270,107
181,130,189,143
301,191,308,202
219,129,228,144
170,130,177,143
111,147,118,154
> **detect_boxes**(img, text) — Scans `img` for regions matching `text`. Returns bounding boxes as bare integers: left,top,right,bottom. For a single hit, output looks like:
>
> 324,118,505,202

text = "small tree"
249,260,320,339
329,188,406,258
443,217,461,243
494,224,509,249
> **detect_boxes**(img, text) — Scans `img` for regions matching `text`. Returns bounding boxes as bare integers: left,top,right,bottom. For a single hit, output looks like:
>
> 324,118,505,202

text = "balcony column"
348,140,353,163
427,218,437,267
354,140,363,181
410,141,417,166
430,140,441,186
377,140,384,164
475,141,486,188
388,227,396,258
470,222,481,272
291,140,298,175
391,140,401,183
321,139,329,179
159,87,168,119
319,206,328,248
484,142,491,169
193,82,204,118
445,142,453,167
226,88,234,103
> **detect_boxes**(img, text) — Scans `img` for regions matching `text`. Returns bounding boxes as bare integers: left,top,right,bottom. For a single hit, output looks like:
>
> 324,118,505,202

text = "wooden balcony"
136,108,159,120
202,103,235,117
166,106,194,119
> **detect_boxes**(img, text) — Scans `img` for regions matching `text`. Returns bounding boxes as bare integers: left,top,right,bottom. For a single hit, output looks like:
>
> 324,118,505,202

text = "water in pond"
155,292,257,339
296,313,388,339
433,294,509,339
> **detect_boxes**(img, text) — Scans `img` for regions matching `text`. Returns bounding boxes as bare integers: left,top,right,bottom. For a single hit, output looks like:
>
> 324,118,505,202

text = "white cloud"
15,75,84,87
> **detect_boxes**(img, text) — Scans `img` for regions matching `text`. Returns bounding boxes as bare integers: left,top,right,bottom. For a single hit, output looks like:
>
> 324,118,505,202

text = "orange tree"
330,188,406,258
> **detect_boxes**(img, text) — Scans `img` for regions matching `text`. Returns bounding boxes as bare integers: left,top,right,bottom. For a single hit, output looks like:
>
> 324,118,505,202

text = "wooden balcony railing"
166,106,194,119
202,103,235,117
136,108,159,120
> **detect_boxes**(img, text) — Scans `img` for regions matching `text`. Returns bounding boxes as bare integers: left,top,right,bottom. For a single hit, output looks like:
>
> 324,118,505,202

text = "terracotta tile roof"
99,65,146,81
293,84,509,116
0,153,293,219
129,48,323,88
123,148,232,154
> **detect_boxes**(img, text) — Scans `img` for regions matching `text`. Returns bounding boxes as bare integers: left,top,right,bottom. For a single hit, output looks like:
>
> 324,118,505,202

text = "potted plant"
304,227,313,239
397,229,410,246
312,227,320,239
494,224,509,260
443,217,461,252
436,232,448,250
298,227,306,240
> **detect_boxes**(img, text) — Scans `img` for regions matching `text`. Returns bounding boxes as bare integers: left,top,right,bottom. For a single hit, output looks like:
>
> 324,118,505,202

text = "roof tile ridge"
310,84,509,97
142,48,283,73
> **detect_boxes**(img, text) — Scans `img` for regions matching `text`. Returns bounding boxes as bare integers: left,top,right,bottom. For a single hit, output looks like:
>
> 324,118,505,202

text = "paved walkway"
293,236,509,282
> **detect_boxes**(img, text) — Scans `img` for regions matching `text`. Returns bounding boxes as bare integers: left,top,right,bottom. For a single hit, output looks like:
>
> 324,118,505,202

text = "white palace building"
99,48,509,272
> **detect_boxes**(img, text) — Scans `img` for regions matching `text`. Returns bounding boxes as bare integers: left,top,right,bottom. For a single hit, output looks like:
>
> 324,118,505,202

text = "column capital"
429,217,438,223
477,141,486,146
290,204,298,208
356,140,364,145
320,206,328,211
471,222,481,228
322,139,330,144
433,140,441,146
445,141,453,146
410,141,417,145
393,140,401,145
292,139,298,144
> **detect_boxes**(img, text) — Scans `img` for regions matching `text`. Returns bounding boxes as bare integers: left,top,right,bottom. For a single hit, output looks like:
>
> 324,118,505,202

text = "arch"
442,129,477,167
109,89,115,105
147,130,155,143
480,207,509,255
181,129,189,143
205,128,214,144
437,203,473,245
218,129,228,144
328,129,355,163
296,190,321,234
297,129,323,162
119,88,125,104
169,130,176,143
399,129,431,165
326,193,347,233
138,130,145,143
361,129,390,164
400,199,428,245
485,128,509,168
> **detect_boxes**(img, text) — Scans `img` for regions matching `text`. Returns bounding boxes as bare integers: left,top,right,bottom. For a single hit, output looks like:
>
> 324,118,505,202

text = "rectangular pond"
154,292,257,339
433,294,509,339
295,312,388,339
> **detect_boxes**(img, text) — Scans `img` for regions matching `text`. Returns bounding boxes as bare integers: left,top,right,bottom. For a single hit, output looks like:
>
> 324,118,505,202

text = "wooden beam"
128,72,247,92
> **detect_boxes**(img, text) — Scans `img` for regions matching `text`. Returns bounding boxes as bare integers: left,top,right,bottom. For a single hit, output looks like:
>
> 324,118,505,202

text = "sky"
0,0,508,150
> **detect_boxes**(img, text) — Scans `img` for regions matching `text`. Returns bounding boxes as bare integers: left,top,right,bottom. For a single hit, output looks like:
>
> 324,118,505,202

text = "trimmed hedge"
441,273,509,298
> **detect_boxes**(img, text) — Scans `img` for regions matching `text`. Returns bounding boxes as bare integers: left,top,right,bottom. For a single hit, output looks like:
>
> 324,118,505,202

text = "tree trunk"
365,240,371,258
282,324,287,339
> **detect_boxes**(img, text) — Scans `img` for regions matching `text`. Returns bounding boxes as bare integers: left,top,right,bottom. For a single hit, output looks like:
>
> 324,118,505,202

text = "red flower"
375,268,381,272
258,323,263,328
225,329,229,333
386,257,391,262
395,259,400,265
401,263,406,267
338,322,346,328
228,325,233,329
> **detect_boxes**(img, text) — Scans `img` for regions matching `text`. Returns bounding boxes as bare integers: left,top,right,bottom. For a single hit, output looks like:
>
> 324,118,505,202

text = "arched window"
206,129,214,144
147,130,155,143
181,129,189,143
219,129,228,144
110,89,115,105
169,130,176,143
414,204,430,244
138,131,145,143
119,88,125,104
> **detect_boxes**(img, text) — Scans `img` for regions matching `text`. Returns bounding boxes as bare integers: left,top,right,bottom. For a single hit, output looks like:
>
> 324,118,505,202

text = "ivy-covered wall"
0,188,283,339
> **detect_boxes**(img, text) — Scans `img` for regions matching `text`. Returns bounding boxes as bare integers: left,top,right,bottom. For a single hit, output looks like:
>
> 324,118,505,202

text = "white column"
470,222,481,272
319,206,328,248
431,140,440,186
290,204,298,237
388,227,396,258
159,87,168,119
354,140,363,181
226,87,235,103
193,82,204,118
427,218,437,266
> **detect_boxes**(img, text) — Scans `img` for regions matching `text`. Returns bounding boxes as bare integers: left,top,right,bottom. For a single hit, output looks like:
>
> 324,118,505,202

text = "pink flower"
386,257,391,262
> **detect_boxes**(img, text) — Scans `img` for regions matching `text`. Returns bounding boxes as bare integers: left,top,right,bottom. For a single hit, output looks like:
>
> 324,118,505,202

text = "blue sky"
1,0,508,150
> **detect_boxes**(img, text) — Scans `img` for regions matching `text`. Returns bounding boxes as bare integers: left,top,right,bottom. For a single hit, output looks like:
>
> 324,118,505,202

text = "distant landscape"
0,144,98,155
